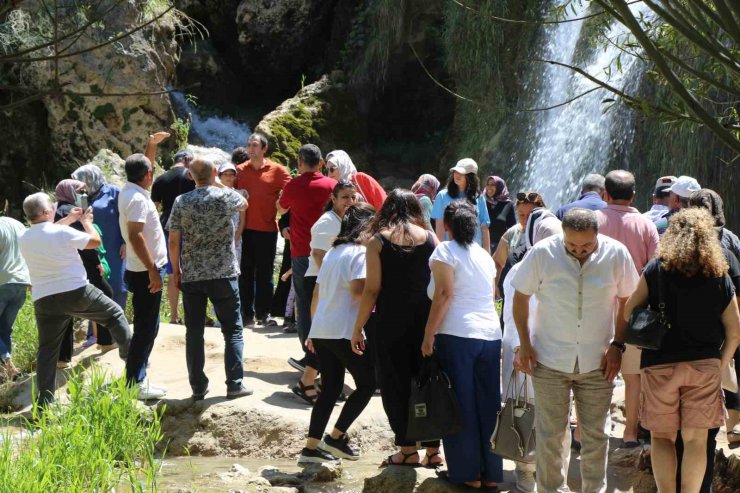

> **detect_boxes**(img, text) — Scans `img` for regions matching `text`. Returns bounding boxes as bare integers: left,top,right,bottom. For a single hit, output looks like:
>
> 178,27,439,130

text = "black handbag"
625,263,671,350
406,355,464,442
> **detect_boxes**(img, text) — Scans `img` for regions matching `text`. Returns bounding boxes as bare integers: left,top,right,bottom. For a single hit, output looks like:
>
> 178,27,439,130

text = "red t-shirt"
236,158,291,232
279,172,337,258
354,172,387,211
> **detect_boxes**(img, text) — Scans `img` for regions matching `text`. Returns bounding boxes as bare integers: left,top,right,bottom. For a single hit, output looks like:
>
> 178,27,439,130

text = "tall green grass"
0,369,164,492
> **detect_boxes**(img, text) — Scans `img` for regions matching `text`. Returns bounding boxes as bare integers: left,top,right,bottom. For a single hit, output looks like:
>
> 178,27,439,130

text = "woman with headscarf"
411,174,440,231
325,150,387,211
54,179,118,364
484,176,516,253
71,164,127,311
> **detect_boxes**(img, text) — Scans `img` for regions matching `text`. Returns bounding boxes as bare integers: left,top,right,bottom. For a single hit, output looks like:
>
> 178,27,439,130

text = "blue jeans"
124,268,165,384
435,334,503,484
291,256,319,370
0,284,27,360
181,277,244,393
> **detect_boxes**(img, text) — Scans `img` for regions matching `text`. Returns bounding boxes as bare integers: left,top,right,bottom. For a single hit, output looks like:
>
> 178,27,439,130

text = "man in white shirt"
643,175,676,225
512,208,639,493
119,153,168,400
17,193,132,406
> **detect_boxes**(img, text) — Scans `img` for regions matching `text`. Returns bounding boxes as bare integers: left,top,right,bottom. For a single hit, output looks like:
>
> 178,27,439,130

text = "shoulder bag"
490,370,536,462
625,262,671,350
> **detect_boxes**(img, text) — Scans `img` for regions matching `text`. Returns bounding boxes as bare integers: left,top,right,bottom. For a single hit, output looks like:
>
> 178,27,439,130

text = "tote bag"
490,370,536,462
406,355,464,442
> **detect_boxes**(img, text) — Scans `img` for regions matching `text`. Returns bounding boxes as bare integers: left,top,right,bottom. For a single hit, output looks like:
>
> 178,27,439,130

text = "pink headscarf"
55,179,86,205
485,175,510,206
411,174,440,202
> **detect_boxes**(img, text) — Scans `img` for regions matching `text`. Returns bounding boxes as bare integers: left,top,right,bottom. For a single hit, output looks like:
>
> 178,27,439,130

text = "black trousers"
58,275,116,361
239,230,277,321
375,297,439,448
675,427,719,493
308,338,376,440
271,239,292,318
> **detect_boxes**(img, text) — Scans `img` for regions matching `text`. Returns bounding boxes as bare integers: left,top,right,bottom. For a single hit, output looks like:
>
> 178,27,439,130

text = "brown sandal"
379,450,421,468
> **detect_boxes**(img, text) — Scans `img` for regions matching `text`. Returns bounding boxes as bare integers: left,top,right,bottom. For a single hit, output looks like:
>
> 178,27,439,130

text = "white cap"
450,158,478,175
667,175,700,198
218,162,237,175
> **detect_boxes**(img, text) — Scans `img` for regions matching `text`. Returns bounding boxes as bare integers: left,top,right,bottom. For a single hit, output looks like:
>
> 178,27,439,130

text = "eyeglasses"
516,192,541,203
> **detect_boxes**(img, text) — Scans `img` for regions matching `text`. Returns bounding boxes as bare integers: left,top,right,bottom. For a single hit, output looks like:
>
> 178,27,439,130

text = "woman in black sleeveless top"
352,189,442,468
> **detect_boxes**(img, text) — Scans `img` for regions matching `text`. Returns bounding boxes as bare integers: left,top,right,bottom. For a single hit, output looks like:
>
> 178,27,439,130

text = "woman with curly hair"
624,208,740,493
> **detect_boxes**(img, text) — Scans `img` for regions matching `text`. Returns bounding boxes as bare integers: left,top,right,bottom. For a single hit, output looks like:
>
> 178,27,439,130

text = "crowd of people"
0,130,739,493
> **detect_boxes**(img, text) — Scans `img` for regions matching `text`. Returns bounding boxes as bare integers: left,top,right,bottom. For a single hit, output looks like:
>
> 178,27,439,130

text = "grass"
0,369,164,492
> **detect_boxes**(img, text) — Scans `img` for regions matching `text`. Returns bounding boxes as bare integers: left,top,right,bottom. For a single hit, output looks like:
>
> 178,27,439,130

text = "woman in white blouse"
421,201,503,490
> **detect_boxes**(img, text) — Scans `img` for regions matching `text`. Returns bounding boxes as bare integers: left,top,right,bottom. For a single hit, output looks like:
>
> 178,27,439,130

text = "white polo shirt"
18,222,90,301
119,182,167,272
511,234,638,374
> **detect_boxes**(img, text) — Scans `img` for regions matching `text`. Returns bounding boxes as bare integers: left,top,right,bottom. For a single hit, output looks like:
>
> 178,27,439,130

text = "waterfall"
170,91,252,152
518,2,649,209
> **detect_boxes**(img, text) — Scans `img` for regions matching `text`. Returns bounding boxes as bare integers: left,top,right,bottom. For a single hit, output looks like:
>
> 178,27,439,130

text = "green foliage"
0,369,164,492
8,291,38,376
263,102,320,167
170,117,191,153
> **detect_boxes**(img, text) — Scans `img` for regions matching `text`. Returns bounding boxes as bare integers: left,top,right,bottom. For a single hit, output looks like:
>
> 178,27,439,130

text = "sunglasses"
327,166,338,173
516,192,541,203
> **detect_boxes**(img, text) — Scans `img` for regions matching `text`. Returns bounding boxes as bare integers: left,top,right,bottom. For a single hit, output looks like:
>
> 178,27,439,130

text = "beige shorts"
640,358,725,433
621,344,642,375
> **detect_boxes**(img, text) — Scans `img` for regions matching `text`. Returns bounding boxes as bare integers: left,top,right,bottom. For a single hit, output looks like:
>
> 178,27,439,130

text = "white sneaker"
515,465,537,493
137,380,167,400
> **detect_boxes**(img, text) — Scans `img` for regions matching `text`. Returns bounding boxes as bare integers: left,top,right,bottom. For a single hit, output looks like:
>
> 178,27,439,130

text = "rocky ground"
8,322,740,492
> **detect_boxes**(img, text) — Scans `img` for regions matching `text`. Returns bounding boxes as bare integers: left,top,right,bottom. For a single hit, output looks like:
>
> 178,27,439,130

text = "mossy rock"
255,74,367,169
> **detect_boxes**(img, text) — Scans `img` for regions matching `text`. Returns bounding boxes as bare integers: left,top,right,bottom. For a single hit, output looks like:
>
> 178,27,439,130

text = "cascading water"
517,2,649,208
170,91,252,152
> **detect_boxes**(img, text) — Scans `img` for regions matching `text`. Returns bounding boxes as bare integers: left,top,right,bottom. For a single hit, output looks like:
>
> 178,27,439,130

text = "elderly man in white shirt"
119,153,169,400
18,193,132,407
511,208,639,493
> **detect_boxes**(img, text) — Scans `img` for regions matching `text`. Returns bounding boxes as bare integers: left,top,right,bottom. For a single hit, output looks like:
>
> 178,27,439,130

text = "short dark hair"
443,201,478,247
174,149,194,166
231,146,248,164
333,203,376,247
125,153,152,183
248,132,268,149
325,180,357,211
604,170,635,201
298,144,322,168
562,208,599,233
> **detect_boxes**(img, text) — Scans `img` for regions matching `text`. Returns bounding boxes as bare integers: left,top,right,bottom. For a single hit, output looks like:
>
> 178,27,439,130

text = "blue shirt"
91,184,127,294
431,190,490,245
555,191,607,220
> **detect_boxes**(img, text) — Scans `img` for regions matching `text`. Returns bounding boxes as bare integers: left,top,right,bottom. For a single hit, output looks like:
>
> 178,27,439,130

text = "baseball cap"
218,162,237,175
667,175,701,198
450,158,478,175
653,175,677,194
298,144,322,167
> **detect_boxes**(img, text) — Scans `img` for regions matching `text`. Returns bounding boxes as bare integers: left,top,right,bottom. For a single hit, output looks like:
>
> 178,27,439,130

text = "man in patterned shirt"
168,158,252,401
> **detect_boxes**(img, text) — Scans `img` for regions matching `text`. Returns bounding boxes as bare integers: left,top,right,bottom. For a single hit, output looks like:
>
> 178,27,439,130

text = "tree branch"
708,0,740,45
446,0,642,25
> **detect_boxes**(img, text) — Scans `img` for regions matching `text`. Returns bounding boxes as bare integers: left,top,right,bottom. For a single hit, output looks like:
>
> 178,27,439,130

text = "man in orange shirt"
236,133,291,326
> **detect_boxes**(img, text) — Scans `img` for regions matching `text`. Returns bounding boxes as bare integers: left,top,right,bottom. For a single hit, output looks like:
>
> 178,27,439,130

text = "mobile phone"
76,193,88,210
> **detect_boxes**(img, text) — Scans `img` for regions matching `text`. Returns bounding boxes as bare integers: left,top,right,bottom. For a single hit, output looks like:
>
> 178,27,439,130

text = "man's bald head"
189,158,216,185
604,169,635,202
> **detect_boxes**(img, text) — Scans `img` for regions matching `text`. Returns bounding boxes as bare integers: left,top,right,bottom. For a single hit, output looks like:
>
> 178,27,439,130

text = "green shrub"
0,369,164,492
10,291,38,375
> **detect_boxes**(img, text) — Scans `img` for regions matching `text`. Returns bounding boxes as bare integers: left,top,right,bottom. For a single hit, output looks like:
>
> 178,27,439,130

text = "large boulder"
254,73,366,168
235,0,339,100
175,39,241,108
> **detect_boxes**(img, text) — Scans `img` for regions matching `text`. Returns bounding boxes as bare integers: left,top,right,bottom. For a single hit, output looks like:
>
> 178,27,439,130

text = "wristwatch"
610,341,626,353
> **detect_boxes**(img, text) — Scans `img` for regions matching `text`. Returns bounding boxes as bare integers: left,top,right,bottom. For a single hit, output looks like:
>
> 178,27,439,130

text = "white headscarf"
326,150,357,182
71,164,106,196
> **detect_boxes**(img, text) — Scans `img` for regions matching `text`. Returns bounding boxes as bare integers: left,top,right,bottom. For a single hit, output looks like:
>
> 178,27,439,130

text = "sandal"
291,381,319,405
422,450,445,469
436,471,483,490
379,450,421,468
728,431,740,450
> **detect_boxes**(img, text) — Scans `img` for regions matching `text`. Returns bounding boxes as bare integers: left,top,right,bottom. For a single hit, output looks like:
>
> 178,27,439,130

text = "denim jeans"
239,230,278,321
34,284,132,405
531,363,614,493
291,256,319,370
181,277,244,393
124,268,165,384
0,283,27,360
435,334,503,484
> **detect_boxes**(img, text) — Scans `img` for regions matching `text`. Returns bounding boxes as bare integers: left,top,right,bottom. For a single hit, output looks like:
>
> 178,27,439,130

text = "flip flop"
291,381,319,405
728,431,740,450
379,450,421,468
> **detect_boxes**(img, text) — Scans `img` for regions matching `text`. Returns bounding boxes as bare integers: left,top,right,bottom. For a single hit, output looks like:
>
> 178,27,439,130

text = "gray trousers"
532,363,614,493
34,284,132,406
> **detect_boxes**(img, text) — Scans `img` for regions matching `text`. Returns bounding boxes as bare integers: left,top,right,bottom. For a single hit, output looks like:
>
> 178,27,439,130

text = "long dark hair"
368,188,427,246
446,172,480,205
325,180,357,212
443,201,477,248
333,203,376,247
